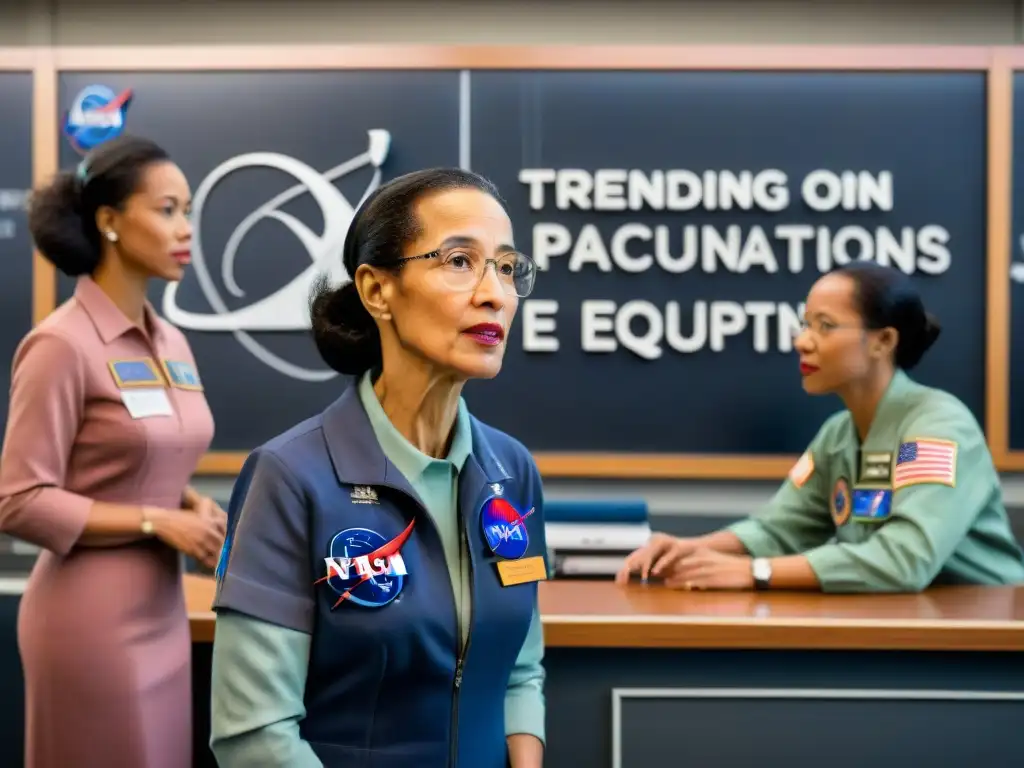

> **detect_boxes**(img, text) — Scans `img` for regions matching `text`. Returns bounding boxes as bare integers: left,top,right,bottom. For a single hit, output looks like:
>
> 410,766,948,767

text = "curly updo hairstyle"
835,261,942,371
27,135,171,277
309,167,505,376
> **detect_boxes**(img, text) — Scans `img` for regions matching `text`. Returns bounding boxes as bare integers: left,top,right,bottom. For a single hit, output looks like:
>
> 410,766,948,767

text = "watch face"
753,559,771,581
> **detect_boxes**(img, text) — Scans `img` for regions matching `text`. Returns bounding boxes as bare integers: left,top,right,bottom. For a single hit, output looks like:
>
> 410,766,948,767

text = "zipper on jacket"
449,522,476,768
449,655,463,768
371,483,465,768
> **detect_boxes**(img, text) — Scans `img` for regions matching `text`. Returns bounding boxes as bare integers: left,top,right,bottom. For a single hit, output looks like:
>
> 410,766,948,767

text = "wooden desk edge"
191,610,217,644
188,611,1024,652
185,575,1024,651
540,617,1024,652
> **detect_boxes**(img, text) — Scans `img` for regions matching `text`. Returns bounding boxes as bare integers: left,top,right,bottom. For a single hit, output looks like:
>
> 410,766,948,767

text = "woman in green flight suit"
617,262,1024,593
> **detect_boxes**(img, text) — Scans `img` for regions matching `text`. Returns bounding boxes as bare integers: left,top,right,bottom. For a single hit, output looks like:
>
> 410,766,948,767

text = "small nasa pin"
161,359,203,391
108,358,164,389
830,477,851,527
314,520,415,609
480,497,534,561
350,486,379,505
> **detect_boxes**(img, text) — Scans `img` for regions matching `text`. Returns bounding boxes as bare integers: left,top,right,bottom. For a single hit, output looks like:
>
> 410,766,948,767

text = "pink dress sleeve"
0,330,93,555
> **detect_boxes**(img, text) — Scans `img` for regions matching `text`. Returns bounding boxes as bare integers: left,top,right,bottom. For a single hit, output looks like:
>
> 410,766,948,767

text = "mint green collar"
863,369,917,444
357,372,473,483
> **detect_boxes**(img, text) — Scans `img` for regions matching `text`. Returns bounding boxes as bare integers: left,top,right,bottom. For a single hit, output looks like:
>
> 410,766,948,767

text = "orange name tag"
496,556,548,587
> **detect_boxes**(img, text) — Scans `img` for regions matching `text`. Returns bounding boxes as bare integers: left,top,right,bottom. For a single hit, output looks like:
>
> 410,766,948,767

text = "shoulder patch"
830,477,851,526
788,451,815,488
893,438,957,491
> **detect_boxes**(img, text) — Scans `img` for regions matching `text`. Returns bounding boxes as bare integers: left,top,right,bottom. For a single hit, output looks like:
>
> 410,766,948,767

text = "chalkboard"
0,72,35,444
468,71,987,453
49,70,987,466
1008,72,1024,452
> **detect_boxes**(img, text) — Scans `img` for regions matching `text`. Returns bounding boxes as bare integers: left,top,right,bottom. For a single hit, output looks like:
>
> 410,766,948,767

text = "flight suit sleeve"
0,332,93,555
803,409,991,593
505,459,547,744
213,448,315,633
725,421,836,557
209,612,322,768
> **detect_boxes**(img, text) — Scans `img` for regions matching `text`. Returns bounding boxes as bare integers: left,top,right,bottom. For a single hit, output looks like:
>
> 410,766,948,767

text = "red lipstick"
799,362,819,376
464,323,504,346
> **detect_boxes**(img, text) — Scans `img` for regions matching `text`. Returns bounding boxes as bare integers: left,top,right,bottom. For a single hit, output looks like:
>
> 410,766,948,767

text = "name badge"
851,488,892,522
162,359,203,391
120,388,174,420
496,556,549,587
859,451,893,484
108,358,164,389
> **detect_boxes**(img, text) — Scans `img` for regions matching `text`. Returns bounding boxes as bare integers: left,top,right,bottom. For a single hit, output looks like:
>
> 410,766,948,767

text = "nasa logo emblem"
63,85,134,155
314,520,415,609
159,129,392,382
830,477,851,526
481,498,534,560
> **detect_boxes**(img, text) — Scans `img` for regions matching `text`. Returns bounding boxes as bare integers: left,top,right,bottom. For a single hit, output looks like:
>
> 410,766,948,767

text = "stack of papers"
543,500,650,579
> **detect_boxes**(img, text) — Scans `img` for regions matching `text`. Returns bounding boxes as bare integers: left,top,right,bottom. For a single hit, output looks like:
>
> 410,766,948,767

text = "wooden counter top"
185,574,1024,651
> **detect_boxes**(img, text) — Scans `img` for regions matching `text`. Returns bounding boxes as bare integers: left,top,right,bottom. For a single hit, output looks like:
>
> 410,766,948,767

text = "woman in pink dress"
0,134,227,768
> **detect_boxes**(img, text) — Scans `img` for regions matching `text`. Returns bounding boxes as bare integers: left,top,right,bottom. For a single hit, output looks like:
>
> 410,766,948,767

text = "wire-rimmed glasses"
389,245,537,298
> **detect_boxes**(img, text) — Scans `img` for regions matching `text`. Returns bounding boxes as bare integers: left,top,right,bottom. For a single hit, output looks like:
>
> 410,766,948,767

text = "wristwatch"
140,508,156,537
751,557,772,590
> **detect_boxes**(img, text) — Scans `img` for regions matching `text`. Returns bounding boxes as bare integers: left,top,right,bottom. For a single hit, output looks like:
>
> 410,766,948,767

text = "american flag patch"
788,451,814,488
893,439,957,490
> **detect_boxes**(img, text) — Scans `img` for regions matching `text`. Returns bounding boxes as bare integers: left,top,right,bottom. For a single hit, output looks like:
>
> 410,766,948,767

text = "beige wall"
0,0,1022,47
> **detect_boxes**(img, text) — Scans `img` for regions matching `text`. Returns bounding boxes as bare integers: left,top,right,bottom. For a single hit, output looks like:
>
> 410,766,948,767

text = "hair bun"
895,308,941,371
308,275,381,375
27,169,96,277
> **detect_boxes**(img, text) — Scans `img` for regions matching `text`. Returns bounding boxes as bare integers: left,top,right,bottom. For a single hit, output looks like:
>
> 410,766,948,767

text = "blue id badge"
161,360,203,391
851,488,892,521
108,358,163,388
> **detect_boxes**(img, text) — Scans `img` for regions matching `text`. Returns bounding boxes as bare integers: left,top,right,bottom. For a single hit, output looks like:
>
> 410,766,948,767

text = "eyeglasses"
389,246,537,298
796,318,865,338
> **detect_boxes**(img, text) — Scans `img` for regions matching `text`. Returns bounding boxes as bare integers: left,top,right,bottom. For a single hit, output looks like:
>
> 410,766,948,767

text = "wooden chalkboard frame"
995,50,1024,472
12,44,1011,478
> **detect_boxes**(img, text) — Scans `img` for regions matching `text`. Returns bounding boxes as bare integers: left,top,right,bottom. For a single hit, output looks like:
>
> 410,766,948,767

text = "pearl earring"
380,312,392,321
105,231,118,243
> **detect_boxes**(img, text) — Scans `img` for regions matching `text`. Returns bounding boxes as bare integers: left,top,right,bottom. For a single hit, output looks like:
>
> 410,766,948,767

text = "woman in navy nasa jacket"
209,168,547,768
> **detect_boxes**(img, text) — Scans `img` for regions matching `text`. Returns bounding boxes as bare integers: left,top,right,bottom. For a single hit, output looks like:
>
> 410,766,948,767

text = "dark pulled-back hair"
27,134,171,277
309,167,504,376
834,261,942,370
